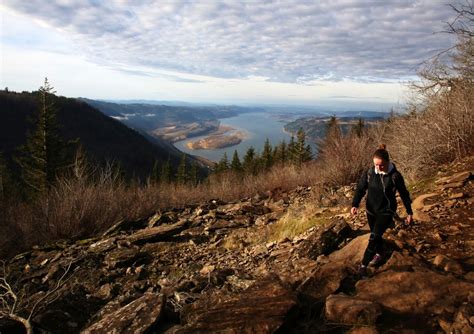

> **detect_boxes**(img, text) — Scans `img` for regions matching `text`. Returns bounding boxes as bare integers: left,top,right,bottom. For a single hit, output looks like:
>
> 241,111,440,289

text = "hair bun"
378,144,387,150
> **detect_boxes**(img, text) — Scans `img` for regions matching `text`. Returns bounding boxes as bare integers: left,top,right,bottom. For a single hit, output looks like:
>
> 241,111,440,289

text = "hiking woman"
351,144,413,276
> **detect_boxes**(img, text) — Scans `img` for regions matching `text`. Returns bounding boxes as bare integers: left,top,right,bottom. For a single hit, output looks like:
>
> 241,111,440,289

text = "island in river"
186,125,248,150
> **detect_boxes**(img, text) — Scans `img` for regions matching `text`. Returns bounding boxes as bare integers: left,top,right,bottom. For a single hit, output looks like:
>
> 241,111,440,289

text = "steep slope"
0,90,206,180
0,157,472,333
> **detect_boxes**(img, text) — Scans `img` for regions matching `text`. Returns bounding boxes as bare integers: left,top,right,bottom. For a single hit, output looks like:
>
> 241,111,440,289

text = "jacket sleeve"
395,172,413,215
351,169,368,208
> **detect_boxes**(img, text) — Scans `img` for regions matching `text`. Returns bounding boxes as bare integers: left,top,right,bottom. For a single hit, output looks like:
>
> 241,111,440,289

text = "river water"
174,112,295,162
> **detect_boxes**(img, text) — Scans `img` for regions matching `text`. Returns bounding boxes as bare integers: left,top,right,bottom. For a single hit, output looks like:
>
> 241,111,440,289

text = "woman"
351,144,413,277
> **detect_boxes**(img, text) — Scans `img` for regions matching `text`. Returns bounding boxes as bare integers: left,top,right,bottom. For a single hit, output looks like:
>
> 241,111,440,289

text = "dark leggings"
362,214,393,266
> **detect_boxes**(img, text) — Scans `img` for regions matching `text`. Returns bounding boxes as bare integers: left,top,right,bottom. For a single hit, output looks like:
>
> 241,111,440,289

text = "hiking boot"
369,253,382,267
358,264,368,278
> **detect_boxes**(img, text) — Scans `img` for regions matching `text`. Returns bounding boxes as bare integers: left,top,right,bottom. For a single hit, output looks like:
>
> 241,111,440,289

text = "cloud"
2,0,457,83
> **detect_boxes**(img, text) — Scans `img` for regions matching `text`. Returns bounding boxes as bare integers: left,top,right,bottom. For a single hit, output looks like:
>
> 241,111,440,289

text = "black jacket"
352,164,413,216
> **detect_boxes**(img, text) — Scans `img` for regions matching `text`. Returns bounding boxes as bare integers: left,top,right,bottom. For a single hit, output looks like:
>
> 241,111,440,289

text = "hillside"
0,90,206,180
285,116,384,140
0,157,472,333
81,99,262,142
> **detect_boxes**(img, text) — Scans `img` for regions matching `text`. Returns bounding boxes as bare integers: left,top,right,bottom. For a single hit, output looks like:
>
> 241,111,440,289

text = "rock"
128,220,189,244
348,326,379,334
178,276,297,333
355,269,474,315
379,251,425,271
89,238,116,253
298,261,348,300
451,303,474,334
298,218,354,259
440,181,465,189
412,193,439,211
102,218,148,237
83,292,164,334
413,210,431,223
449,192,466,199
436,171,472,185
433,254,464,275
325,294,382,326
104,246,140,269
328,233,369,265
199,264,215,275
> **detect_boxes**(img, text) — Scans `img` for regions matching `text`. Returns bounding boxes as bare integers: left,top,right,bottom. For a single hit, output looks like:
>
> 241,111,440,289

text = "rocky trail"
1,158,473,334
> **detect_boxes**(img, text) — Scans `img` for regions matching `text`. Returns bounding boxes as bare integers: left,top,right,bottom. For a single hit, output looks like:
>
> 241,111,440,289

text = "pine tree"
16,78,73,197
261,138,273,170
273,140,287,164
216,152,229,173
294,128,312,165
0,152,10,202
231,150,242,172
150,160,160,183
188,162,199,186
176,154,187,184
160,158,172,184
243,146,257,175
287,135,296,164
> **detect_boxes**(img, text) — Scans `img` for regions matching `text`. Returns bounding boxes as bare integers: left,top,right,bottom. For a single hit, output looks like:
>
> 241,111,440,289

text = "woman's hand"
406,215,413,224
351,207,358,216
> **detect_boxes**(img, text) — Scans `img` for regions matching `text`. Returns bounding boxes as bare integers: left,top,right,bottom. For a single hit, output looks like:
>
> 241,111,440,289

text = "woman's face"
373,157,388,172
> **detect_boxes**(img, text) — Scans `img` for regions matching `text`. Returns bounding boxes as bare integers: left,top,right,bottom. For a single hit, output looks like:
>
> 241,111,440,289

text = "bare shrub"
316,131,374,187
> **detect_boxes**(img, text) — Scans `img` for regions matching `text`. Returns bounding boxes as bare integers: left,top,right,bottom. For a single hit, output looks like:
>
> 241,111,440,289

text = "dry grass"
0,161,326,259
268,203,330,242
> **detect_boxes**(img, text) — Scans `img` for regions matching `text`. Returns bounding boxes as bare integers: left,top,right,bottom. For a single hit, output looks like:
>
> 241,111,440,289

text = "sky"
0,1,457,108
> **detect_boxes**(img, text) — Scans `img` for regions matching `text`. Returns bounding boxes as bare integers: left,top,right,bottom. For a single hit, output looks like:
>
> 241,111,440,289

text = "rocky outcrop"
1,162,473,334
83,292,164,333
176,276,297,333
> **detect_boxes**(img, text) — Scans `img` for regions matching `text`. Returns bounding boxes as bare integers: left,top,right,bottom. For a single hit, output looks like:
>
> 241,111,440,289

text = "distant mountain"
0,90,207,180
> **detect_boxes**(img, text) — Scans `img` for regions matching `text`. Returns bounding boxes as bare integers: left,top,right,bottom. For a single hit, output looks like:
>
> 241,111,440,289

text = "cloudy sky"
0,1,456,107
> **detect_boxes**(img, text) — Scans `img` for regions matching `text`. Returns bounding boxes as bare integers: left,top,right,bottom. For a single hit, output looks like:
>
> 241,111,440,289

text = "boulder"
347,327,379,334
298,218,354,260
298,261,348,300
355,269,474,315
328,233,369,265
325,294,382,326
178,276,297,333
83,292,164,333
379,251,425,271
104,246,140,269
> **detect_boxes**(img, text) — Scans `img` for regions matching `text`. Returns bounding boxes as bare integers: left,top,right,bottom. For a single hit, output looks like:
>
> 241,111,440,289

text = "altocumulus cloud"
2,0,456,83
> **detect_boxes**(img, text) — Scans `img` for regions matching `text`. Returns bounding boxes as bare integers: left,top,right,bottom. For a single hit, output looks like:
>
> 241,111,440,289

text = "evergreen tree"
230,150,242,172
273,140,287,164
160,158,172,184
287,135,296,164
16,78,74,197
188,162,199,186
176,154,187,184
216,152,229,173
294,128,312,165
351,117,365,137
150,160,160,183
0,152,11,202
261,138,273,170
243,146,257,175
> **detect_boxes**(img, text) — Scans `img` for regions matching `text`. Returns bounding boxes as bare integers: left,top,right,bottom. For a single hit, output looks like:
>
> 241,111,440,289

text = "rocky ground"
0,158,473,334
